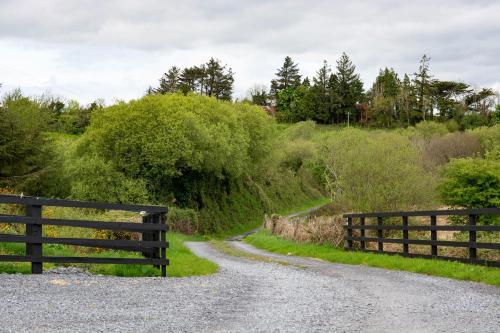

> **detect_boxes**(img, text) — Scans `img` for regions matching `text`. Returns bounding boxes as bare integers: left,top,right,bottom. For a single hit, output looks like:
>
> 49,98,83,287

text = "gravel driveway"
0,241,498,333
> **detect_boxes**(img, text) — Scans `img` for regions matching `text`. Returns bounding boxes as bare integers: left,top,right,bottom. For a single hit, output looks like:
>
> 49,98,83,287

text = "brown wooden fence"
0,194,168,276
343,208,500,267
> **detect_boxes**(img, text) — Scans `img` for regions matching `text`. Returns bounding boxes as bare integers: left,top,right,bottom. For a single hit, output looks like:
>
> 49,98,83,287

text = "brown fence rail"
343,208,500,267
0,194,168,276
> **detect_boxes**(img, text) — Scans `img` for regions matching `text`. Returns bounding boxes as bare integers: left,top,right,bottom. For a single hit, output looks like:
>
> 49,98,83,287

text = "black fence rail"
0,194,168,276
343,208,500,267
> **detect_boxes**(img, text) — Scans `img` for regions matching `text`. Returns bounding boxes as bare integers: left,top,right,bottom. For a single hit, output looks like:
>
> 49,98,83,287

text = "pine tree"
332,52,364,124
413,55,433,121
157,66,181,94
310,60,333,123
272,56,302,95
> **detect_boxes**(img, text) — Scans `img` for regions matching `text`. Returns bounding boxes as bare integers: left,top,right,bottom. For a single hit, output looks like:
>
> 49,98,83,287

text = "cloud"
0,0,499,103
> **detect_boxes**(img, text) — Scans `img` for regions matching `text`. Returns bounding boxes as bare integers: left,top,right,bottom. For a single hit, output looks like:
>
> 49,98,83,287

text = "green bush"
167,206,199,234
316,128,437,212
439,155,500,215
414,121,449,141
468,125,500,153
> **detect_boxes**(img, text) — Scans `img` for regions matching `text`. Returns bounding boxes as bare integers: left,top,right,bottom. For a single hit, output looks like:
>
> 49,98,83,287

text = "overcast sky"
1,0,499,104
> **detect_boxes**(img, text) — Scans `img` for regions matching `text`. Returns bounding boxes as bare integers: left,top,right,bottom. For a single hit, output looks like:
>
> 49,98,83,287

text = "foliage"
270,56,302,98
423,132,483,169
316,128,437,212
167,206,199,234
153,58,234,100
468,124,500,153
439,154,500,218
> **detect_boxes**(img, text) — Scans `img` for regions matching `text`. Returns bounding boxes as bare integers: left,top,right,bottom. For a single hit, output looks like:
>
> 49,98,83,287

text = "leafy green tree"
248,84,268,106
439,153,499,224
369,68,400,127
332,52,364,124
430,80,470,120
203,58,234,100
276,85,312,123
0,89,53,192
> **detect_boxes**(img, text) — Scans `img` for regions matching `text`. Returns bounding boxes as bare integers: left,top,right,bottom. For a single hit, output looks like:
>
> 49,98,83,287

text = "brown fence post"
25,204,42,274
430,215,437,256
159,212,167,277
402,216,409,254
377,217,383,252
345,217,353,250
469,214,477,261
360,217,366,250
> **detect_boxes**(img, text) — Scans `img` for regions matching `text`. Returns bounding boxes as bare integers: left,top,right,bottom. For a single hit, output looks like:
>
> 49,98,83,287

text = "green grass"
245,230,500,286
0,233,218,277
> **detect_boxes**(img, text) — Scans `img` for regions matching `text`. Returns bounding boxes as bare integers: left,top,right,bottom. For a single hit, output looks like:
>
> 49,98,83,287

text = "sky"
1,0,499,104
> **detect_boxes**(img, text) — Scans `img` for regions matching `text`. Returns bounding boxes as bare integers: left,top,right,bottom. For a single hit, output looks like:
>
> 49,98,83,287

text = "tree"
430,80,470,120
248,84,268,106
276,85,313,123
203,58,234,101
271,56,302,96
157,66,181,94
413,55,433,121
397,74,416,125
332,52,364,124
465,88,496,116
310,60,333,123
369,68,401,127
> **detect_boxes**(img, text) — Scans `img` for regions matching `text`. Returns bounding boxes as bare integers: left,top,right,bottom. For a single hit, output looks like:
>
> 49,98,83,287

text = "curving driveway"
0,241,498,332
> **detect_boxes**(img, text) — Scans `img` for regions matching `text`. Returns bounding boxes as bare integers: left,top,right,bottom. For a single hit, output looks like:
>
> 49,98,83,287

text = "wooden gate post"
25,204,42,274
468,214,477,261
159,212,167,277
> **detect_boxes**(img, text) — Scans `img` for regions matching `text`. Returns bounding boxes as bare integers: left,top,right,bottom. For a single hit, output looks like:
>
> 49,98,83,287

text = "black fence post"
402,216,409,254
430,215,437,256
142,213,160,265
159,212,167,277
377,217,383,252
469,214,477,261
360,217,366,250
25,204,42,274
346,217,353,250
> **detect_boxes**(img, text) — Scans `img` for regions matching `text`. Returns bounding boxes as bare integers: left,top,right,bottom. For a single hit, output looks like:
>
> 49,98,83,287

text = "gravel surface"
0,241,499,332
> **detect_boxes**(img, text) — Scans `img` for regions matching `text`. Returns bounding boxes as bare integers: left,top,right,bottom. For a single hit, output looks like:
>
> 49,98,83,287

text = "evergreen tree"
310,60,333,123
397,74,416,125
413,55,433,121
369,68,400,127
332,52,364,123
272,56,302,95
157,66,181,94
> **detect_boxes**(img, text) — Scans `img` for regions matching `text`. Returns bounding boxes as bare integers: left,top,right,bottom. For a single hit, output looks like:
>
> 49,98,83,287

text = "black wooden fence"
343,208,500,267
0,194,169,276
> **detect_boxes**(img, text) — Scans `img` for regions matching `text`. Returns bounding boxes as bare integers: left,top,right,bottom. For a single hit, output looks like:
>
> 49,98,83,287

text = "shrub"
316,128,437,212
167,207,199,234
468,125,500,153
423,132,483,168
264,214,344,247
414,121,449,141
439,156,500,214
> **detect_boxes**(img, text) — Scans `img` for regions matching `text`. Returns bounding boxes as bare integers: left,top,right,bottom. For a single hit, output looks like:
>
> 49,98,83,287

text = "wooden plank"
0,214,168,231
160,212,167,277
26,205,42,274
0,194,167,213
346,217,353,250
346,236,500,249
469,214,477,260
402,216,409,254
0,234,168,249
344,207,500,218
345,224,500,232
377,217,383,252
430,215,437,256
360,217,365,250
353,249,500,268
0,255,169,265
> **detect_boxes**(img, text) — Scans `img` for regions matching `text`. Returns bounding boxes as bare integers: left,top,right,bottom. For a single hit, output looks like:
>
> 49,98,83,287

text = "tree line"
148,54,498,128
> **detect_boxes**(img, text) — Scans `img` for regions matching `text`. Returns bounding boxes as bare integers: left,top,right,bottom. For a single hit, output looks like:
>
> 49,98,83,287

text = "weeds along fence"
343,208,500,267
0,194,168,276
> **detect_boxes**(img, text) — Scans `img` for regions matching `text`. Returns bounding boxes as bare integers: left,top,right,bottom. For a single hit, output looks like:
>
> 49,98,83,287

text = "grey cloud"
0,0,498,102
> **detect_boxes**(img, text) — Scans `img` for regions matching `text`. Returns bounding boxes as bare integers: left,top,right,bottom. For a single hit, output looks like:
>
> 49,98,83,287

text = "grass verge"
0,233,218,277
245,230,500,286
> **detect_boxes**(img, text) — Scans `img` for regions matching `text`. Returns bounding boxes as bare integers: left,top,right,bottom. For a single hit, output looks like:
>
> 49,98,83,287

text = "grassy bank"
0,232,218,277
245,230,500,286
